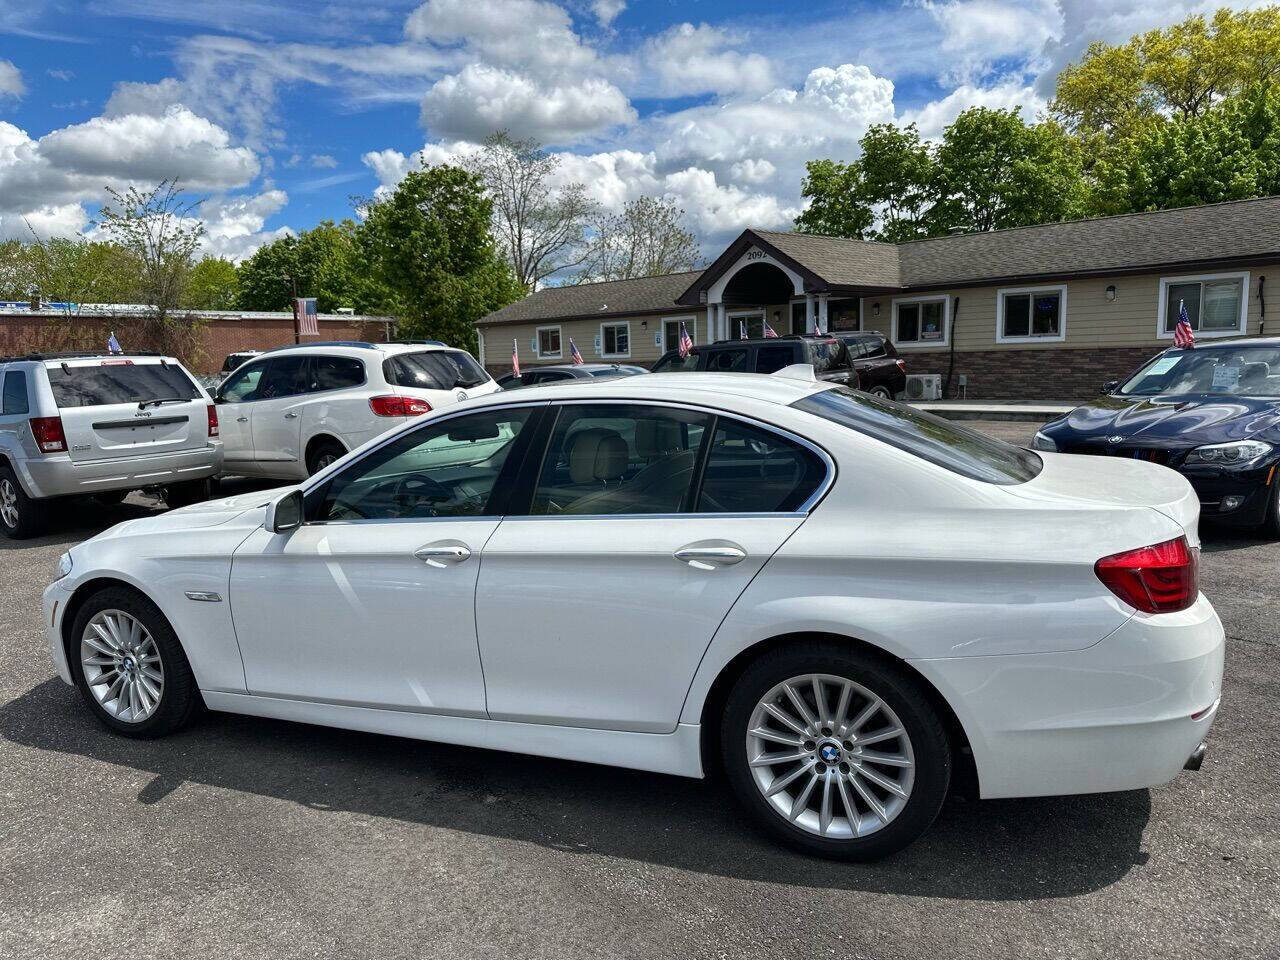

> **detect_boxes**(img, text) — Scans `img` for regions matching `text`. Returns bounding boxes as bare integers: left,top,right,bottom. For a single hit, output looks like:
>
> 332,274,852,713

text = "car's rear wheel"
0,466,49,539
867,385,893,400
70,587,200,738
721,641,950,860
307,439,346,476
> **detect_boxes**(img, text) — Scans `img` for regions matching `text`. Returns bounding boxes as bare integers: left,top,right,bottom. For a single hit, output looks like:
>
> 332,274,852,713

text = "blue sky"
0,0,1259,259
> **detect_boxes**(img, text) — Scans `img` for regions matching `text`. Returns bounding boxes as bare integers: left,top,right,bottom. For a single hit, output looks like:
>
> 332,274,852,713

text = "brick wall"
902,346,1162,401
0,313,392,374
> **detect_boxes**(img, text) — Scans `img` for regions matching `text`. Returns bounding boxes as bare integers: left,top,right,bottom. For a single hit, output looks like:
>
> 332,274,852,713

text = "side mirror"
265,488,304,533
1101,380,1120,394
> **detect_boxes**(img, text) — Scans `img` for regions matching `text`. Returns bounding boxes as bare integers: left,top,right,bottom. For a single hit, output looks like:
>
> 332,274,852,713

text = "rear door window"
47,362,200,408
705,349,749,372
311,355,365,392
695,418,826,513
2,370,29,415
754,345,797,373
256,357,309,399
386,351,490,390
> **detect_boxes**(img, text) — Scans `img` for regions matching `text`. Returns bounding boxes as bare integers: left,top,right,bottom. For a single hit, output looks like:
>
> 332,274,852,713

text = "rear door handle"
284,412,299,419
674,542,747,570
236,416,249,423
414,541,472,567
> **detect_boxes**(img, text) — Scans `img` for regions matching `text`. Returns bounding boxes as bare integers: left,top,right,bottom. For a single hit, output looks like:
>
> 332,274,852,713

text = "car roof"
259,341,461,358
469,371,835,408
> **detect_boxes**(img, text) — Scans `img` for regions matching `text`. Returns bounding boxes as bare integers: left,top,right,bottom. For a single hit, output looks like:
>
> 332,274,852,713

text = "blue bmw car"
1034,338,1280,537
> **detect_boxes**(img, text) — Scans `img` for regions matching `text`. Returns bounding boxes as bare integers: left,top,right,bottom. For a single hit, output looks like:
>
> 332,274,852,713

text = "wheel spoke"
783,682,818,731
832,681,853,727
856,763,908,799
750,750,809,768
857,726,904,747
765,758,816,798
749,726,803,748
848,771,888,823
83,654,115,667
89,625,118,652
811,677,829,726
788,770,820,820
818,771,835,835
860,750,912,768
835,773,859,834
138,674,162,702
849,696,883,734
761,701,808,738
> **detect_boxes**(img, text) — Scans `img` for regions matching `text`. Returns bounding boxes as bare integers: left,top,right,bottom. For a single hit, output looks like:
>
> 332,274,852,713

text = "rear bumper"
910,593,1225,799
17,443,223,499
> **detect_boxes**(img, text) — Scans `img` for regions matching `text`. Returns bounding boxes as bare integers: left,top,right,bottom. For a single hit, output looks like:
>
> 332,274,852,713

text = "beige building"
477,198,1280,399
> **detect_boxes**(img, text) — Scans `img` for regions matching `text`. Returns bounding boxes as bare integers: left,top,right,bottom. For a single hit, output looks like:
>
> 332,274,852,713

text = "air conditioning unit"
904,374,942,401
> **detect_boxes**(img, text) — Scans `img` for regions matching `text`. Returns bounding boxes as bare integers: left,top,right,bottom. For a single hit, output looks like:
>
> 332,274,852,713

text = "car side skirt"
201,691,706,779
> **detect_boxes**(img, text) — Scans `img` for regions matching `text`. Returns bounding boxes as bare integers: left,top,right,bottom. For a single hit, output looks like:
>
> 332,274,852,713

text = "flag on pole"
1173,300,1196,349
106,331,122,354
813,312,823,336
570,338,584,364
511,338,520,377
763,320,778,338
294,297,319,337
678,320,694,358
739,319,748,339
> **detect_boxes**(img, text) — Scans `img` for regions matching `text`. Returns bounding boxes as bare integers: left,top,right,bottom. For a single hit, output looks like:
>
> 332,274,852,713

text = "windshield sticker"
1212,366,1240,389
1145,356,1181,376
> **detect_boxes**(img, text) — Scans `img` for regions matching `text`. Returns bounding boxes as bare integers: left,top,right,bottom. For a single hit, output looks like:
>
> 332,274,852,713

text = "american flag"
763,320,778,338
1173,300,1195,349
569,337,584,364
295,297,319,337
678,321,694,358
813,313,823,336
106,331,122,354
511,338,520,377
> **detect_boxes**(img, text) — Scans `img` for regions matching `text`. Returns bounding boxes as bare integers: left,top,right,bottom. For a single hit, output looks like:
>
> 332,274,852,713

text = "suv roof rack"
262,340,382,353
391,339,447,346
0,350,163,363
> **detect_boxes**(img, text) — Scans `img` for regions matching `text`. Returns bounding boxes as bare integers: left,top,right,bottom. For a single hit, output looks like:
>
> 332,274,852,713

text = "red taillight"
895,359,906,373
29,416,68,453
206,404,219,438
1095,536,1197,614
369,395,433,417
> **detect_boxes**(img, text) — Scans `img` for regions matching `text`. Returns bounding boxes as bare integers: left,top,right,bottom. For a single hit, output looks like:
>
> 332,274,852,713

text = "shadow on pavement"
0,677,1151,901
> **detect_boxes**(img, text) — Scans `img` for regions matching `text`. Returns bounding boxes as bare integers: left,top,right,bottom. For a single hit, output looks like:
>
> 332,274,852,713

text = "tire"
0,465,50,539
92,490,130,506
69,587,201,738
721,640,951,860
868,385,893,400
165,478,213,509
306,439,346,476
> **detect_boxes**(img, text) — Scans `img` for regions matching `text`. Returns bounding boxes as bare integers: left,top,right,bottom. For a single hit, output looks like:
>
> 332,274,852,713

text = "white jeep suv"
215,341,499,479
0,351,222,538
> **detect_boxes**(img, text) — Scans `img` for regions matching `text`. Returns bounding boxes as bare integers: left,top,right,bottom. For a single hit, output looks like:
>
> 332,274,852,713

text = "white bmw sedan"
43,372,1224,859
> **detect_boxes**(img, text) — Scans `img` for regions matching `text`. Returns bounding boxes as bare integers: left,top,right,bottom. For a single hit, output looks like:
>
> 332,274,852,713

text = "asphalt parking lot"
1,422,1276,960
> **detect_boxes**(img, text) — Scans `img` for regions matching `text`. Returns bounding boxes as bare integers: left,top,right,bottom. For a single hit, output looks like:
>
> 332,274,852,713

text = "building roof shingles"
478,271,704,326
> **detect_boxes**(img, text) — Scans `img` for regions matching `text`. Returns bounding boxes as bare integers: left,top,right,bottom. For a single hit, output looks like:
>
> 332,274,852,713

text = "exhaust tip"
1184,741,1207,771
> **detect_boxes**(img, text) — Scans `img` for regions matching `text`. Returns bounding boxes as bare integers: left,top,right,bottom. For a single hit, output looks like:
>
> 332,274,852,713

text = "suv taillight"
1095,536,1197,613
369,395,432,417
207,404,219,438
895,359,906,373
29,416,68,453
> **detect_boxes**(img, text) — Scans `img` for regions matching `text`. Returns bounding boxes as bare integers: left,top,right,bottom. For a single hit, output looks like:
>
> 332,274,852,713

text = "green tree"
182,257,239,310
931,108,1087,233
1053,7,1280,140
795,158,874,239
581,196,701,282
236,220,391,314
0,235,142,308
360,164,522,350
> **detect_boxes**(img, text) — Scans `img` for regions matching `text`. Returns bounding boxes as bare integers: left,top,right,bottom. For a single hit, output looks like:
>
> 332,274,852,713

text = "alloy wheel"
0,478,17,528
80,609,165,723
746,673,916,839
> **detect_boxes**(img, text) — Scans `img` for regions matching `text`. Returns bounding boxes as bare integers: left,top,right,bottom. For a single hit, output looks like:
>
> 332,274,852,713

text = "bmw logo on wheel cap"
819,742,841,763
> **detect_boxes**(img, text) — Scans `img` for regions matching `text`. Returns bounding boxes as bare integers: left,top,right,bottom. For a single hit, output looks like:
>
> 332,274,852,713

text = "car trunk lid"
46,358,210,463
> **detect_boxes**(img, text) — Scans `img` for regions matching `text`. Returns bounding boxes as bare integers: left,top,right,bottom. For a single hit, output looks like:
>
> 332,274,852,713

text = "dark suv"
651,335,860,389
832,332,906,399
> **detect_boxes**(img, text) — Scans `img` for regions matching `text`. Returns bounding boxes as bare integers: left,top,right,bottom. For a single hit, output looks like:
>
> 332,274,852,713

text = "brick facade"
902,346,1162,400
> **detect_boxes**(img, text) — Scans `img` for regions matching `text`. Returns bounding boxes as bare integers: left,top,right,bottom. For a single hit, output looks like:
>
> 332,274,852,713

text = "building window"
536,325,562,359
600,321,630,357
1159,273,1248,338
663,316,695,352
729,312,764,339
892,297,947,347
996,285,1067,343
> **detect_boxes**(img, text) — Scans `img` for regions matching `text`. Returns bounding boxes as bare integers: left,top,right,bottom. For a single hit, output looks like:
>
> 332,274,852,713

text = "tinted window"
705,348,749,372
530,404,709,515
386,350,490,390
220,360,266,402
256,357,309,399
652,350,699,373
311,355,365,392
47,362,200,408
696,419,826,513
755,345,797,374
317,407,533,521
2,370,28,415
794,387,1041,484
1119,345,1280,397
807,340,846,373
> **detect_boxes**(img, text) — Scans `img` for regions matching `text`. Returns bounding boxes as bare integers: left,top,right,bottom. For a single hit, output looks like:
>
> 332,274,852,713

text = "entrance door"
230,404,537,714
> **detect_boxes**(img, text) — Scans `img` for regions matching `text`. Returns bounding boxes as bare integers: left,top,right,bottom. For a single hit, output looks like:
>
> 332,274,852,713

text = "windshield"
793,386,1042,484
1118,345,1280,397
385,350,490,390
47,361,200,408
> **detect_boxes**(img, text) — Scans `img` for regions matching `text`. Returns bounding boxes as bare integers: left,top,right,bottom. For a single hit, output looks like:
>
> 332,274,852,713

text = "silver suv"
0,352,223,538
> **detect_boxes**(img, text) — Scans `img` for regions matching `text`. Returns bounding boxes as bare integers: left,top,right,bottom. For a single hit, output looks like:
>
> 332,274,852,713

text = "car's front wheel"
0,466,49,539
721,641,951,860
70,587,201,738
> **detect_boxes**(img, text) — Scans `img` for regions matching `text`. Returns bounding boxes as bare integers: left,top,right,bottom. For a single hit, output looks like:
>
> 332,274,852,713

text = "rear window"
807,340,847,373
47,361,200,408
793,387,1042,484
385,350,490,390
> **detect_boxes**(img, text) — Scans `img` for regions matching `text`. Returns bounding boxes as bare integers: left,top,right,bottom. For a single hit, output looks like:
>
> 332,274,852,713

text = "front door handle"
414,541,472,567
284,412,299,419
674,541,747,570
236,416,249,423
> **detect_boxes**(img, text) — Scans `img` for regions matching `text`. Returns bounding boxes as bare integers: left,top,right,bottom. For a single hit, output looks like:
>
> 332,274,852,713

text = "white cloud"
0,203,89,242
729,158,776,184
47,68,74,81
901,81,1046,139
421,63,634,143
310,153,338,168
591,0,625,28
921,0,1061,83
0,60,24,99
199,188,292,261
104,77,186,118
642,23,775,97
405,0,597,78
